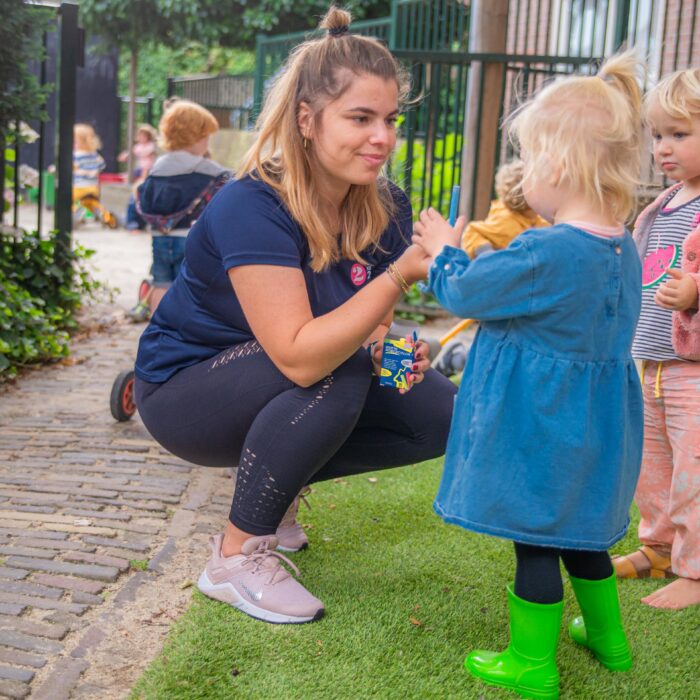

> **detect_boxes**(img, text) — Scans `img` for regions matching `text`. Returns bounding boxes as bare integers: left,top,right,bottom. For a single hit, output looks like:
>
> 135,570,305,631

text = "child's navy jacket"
429,224,643,550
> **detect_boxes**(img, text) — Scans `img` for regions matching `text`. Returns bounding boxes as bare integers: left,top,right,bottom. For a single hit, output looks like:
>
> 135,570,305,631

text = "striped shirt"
632,192,700,361
73,151,105,188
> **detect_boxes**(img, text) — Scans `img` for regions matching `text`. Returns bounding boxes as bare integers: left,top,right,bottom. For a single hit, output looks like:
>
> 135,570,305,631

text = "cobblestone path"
0,321,232,699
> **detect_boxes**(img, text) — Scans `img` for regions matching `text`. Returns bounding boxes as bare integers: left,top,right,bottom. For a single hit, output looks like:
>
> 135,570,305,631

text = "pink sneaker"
276,486,311,553
197,533,324,624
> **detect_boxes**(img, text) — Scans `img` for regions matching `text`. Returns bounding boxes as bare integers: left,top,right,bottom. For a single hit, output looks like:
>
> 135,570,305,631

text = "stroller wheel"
434,340,468,378
110,370,137,421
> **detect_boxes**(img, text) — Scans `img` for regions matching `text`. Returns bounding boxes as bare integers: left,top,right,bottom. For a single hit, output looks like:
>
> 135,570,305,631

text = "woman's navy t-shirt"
135,175,412,383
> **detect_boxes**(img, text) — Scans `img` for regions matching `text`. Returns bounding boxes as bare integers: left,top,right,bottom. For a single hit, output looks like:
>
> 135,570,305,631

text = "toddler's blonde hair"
495,159,531,213
74,123,101,152
509,51,643,222
158,100,218,152
644,68,700,123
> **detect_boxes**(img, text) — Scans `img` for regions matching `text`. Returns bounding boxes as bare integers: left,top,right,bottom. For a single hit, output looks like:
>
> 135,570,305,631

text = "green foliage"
200,1,391,50
391,131,463,213
0,230,102,378
0,0,52,142
115,43,255,109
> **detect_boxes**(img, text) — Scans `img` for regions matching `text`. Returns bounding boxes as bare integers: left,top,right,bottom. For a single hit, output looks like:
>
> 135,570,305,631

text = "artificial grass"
131,460,700,699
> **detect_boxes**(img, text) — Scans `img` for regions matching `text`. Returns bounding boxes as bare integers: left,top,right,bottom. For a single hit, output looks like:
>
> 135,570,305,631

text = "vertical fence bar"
13,125,20,229
54,1,79,243
0,136,4,225
690,0,698,67
37,30,48,235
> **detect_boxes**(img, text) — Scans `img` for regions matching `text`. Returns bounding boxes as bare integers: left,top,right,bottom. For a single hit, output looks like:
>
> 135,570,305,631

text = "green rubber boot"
465,585,562,700
568,573,632,671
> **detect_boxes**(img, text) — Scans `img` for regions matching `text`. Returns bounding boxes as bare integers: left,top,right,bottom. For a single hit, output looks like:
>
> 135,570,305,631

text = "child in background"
72,123,118,229
412,52,643,700
122,125,158,231
136,100,231,314
462,159,549,258
614,68,700,610
119,123,158,181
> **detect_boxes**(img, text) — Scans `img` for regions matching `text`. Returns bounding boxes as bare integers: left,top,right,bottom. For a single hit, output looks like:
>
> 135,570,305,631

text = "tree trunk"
127,47,138,185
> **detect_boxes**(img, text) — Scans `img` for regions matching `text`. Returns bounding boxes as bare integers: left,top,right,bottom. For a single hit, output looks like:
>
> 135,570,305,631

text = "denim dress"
429,225,643,550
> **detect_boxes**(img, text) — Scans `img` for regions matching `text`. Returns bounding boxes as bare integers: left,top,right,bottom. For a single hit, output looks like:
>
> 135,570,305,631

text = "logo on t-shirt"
350,263,368,286
642,245,679,288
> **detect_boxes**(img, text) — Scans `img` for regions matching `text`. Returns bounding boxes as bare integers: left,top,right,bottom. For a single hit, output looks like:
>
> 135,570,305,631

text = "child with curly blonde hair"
614,67,700,611
462,159,549,258
72,123,117,228
413,52,644,699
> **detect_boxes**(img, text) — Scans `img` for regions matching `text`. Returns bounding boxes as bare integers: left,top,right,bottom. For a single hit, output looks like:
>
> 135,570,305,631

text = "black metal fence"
1,2,80,240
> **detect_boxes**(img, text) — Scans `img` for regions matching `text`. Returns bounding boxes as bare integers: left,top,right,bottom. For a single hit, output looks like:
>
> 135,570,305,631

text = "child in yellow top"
462,159,549,258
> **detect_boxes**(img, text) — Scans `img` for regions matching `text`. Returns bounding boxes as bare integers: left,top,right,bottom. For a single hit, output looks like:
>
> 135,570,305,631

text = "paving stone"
71,591,104,606
0,579,64,600
0,667,34,683
14,538,94,552
81,534,148,551
31,575,105,595
0,545,59,559
4,556,119,582
63,509,131,521
0,591,87,615
0,528,66,540
0,647,46,669
31,657,88,700
8,505,56,514
0,568,29,581
0,629,63,654
63,552,130,570
0,614,69,639
0,678,30,698
0,603,25,615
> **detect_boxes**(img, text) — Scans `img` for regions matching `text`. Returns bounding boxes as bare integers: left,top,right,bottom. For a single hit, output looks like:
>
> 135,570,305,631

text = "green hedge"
0,229,102,377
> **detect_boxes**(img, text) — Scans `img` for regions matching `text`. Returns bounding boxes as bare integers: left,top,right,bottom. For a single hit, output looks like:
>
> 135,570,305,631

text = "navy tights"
514,541,613,604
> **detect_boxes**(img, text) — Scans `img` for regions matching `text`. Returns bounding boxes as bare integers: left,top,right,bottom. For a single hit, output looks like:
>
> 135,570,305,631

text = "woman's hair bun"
319,5,352,37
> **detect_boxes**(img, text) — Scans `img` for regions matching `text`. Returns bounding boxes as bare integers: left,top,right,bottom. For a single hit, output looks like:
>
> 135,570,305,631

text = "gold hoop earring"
303,137,310,150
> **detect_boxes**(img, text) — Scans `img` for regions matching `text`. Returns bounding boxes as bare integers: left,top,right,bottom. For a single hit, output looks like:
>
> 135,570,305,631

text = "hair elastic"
328,25,349,37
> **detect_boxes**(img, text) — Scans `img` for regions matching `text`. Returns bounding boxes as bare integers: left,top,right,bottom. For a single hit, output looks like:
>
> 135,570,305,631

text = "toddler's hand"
412,208,466,259
655,268,699,311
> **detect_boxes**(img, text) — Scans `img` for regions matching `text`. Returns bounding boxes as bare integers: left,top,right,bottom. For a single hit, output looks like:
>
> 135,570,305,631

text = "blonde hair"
644,68,700,123
158,100,218,151
495,159,531,213
136,123,158,142
238,6,411,272
74,123,101,152
509,51,643,222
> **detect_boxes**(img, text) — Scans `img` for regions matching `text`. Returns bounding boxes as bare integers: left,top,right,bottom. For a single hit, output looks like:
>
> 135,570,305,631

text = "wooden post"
459,0,509,221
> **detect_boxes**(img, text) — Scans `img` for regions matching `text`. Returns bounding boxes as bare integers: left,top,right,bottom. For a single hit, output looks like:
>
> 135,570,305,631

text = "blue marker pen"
448,185,461,226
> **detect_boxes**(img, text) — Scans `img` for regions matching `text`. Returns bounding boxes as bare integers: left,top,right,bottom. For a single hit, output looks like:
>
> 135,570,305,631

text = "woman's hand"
395,244,432,284
655,268,699,311
400,339,431,394
369,338,431,394
412,208,467,259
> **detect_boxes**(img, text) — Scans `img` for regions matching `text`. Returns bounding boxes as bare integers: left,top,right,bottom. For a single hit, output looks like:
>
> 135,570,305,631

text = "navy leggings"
514,541,613,604
135,340,457,535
